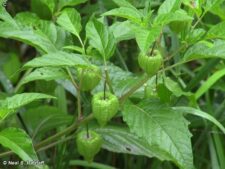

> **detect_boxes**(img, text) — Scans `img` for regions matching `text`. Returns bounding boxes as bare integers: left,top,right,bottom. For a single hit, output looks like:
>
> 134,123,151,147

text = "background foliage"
0,0,225,169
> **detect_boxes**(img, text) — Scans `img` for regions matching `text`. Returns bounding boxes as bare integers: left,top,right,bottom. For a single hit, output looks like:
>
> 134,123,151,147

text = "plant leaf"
195,67,225,99
112,0,136,9
57,8,82,39
24,51,89,68
0,128,38,161
0,22,57,53
58,0,87,10
103,7,143,24
207,21,225,39
0,93,55,120
154,9,193,26
95,126,165,159
173,107,225,134
158,0,182,14
21,67,68,85
184,40,225,61
86,18,116,60
134,25,161,53
109,21,135,42
123,99,194,169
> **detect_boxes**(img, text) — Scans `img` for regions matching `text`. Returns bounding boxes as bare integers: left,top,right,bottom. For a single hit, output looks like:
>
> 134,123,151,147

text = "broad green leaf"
173,107,225,134
164,77,192,97
24,51,89,68
0,128,38,161
57,8,82,39
58,0,87,10
95,126,165,159
207,21,225,39
14,12,40,27
21,67,68,85
86,18,116,60
14,15,70,50
103,7,143,24
156,83,172,103
123,99,194,169
31,0,55,19
158,0,182,14
184,40,225,61
3,93,55,109
37,20,58,45
109,21,135,42
186,28,206,44
205,0,224,11
0,93,55,120
112,0,136,9
54,26,74,49
195,67,225,99
0,22,57,53
134,25,161,53
22,106,73,135
154,9,193,26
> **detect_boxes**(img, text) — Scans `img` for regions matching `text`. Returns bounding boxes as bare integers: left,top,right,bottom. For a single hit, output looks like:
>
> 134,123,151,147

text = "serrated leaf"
21,67,68,85
109,21,135,42
57,8,82,39
95,126,165,159
154,9,193,26
103,7,143,24
0,22,57,53
4,93,55,109
207,21,225,39
134,26,161,53
24,51,89,68
123,99,194,169
205,0,224,11
184,40,225,61
86,18,116,60
37,20,58,45
0,128,38,161
0,93,55,120
158,0,182,14
112,0,135,9
14,12,40,27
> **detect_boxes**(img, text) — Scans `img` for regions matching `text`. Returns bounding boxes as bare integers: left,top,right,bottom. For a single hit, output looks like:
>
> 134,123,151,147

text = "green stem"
37,136,75,152
66,68,82,119
116,48,128,71
105,67,114,94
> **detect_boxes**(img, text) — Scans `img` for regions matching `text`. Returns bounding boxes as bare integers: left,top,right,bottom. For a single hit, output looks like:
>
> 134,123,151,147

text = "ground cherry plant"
0,0,225,169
